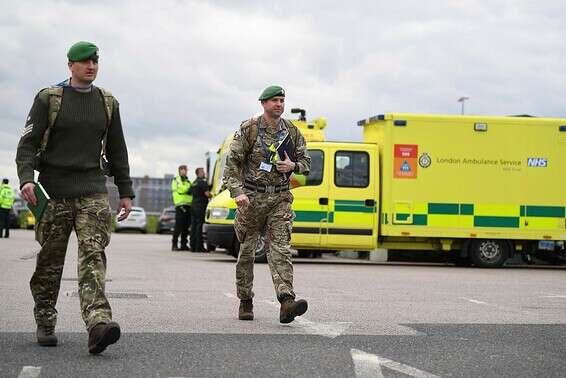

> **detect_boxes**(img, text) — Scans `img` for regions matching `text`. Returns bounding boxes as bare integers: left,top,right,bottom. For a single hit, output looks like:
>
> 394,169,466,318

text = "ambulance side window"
335,151,369,188
305,149,323,186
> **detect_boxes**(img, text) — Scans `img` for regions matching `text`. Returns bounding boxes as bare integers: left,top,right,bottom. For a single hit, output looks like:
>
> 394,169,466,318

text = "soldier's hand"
21,182,37,206
117,197,132,221
235,194,250,208
276,152,296,173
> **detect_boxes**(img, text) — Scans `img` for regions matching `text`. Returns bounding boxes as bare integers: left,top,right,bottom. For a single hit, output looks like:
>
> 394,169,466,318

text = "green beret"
258,85,285,101
67,41,99,62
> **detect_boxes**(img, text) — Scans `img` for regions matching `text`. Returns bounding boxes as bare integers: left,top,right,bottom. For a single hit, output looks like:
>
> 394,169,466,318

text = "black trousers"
190,203,206,251
0,208,10,238
173,205,191,247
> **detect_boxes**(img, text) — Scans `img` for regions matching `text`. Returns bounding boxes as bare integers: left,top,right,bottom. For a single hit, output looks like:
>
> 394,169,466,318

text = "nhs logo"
527,158,548,167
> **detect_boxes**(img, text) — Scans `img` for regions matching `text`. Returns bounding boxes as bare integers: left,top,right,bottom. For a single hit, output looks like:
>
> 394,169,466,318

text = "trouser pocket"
35,200,56,246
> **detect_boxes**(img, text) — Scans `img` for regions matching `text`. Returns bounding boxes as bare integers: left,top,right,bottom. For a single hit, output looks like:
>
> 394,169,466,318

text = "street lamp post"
457,96,469,115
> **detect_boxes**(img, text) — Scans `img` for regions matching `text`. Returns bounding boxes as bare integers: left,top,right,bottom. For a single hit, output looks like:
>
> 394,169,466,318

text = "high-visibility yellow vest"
171,175,192,206
0,184,15,209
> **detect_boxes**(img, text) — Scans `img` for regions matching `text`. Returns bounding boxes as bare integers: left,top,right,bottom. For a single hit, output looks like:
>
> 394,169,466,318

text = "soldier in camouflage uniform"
223,85,311,323
15,41,133,353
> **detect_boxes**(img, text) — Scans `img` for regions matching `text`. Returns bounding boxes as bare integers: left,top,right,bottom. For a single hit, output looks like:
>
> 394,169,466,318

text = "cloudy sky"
1,0,564,186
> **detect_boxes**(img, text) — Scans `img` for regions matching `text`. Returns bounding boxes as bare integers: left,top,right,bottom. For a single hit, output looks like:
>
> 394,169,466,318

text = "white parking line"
18,366,41,378
351,349,439,378
223,292,351,338
542,295,566,298
257,298,351,339
462,297,488,305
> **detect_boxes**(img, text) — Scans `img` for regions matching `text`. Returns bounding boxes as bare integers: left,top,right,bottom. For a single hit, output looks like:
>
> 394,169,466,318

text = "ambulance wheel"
470,239,509,268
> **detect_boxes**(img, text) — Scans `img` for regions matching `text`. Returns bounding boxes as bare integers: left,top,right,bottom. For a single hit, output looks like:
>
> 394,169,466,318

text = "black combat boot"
36,326,57,346
172,242,179,251
238,299,254,320
180,245,190,251
88,322,121,354
279,296,308,324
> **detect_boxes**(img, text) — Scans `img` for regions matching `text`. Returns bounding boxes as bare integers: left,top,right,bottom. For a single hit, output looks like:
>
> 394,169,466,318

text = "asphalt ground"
1,230,565,377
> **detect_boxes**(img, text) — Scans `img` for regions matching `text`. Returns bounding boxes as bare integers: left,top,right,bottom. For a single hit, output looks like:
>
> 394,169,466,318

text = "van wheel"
470,239,509,268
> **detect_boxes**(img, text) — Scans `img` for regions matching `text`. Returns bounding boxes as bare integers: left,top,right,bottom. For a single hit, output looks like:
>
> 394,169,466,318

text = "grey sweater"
16,85,134,199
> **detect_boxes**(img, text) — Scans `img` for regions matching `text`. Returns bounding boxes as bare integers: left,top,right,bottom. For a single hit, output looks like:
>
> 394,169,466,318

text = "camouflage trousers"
31,193,112,332
234,190,295,302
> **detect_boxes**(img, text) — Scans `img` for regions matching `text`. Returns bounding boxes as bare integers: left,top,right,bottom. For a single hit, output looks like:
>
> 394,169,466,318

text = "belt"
244,179,289,194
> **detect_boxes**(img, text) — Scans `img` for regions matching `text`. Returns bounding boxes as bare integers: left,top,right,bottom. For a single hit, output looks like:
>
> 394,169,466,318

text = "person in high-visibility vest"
0,178,15,238
171,165,193,251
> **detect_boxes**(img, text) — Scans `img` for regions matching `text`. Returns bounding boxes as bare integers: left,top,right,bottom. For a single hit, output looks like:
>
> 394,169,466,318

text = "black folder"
276,133,295,179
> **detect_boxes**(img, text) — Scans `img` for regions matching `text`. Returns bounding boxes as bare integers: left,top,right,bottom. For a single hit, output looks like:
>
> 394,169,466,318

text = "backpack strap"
37,86,64,155
281,119,298,147
98,86,115,127
239,116,260,156
97,87,115,163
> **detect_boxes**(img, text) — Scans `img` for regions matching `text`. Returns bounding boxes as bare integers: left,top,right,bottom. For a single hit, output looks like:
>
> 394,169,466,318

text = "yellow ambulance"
205,113,566,267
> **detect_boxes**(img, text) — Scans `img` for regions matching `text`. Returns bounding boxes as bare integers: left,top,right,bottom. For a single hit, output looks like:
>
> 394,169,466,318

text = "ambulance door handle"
319,198,328,205
365,199,375,207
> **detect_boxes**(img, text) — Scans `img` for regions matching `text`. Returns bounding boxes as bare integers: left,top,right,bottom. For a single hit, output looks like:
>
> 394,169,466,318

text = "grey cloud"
1,0,565,187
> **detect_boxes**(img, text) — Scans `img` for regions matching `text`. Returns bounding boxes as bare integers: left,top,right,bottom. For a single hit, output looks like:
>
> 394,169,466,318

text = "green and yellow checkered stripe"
226,199,376,223
393,203,565,229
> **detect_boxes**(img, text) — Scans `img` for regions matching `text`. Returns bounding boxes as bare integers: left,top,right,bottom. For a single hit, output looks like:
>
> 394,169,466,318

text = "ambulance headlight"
209,207,229,220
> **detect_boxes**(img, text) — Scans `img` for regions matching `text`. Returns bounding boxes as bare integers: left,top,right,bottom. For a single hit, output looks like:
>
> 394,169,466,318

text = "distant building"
106,174,175,214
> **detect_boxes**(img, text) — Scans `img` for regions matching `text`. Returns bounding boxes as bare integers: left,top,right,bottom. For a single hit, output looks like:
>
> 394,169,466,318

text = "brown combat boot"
238,299,254,320
36,326,57,346
279,296,308,324
88,322,121,354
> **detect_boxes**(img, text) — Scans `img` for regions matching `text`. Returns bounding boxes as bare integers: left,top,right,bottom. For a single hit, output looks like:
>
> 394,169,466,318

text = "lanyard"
258,118,288,163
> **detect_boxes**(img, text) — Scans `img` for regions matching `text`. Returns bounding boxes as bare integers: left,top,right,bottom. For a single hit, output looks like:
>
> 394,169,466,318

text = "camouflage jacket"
223,116,311,198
